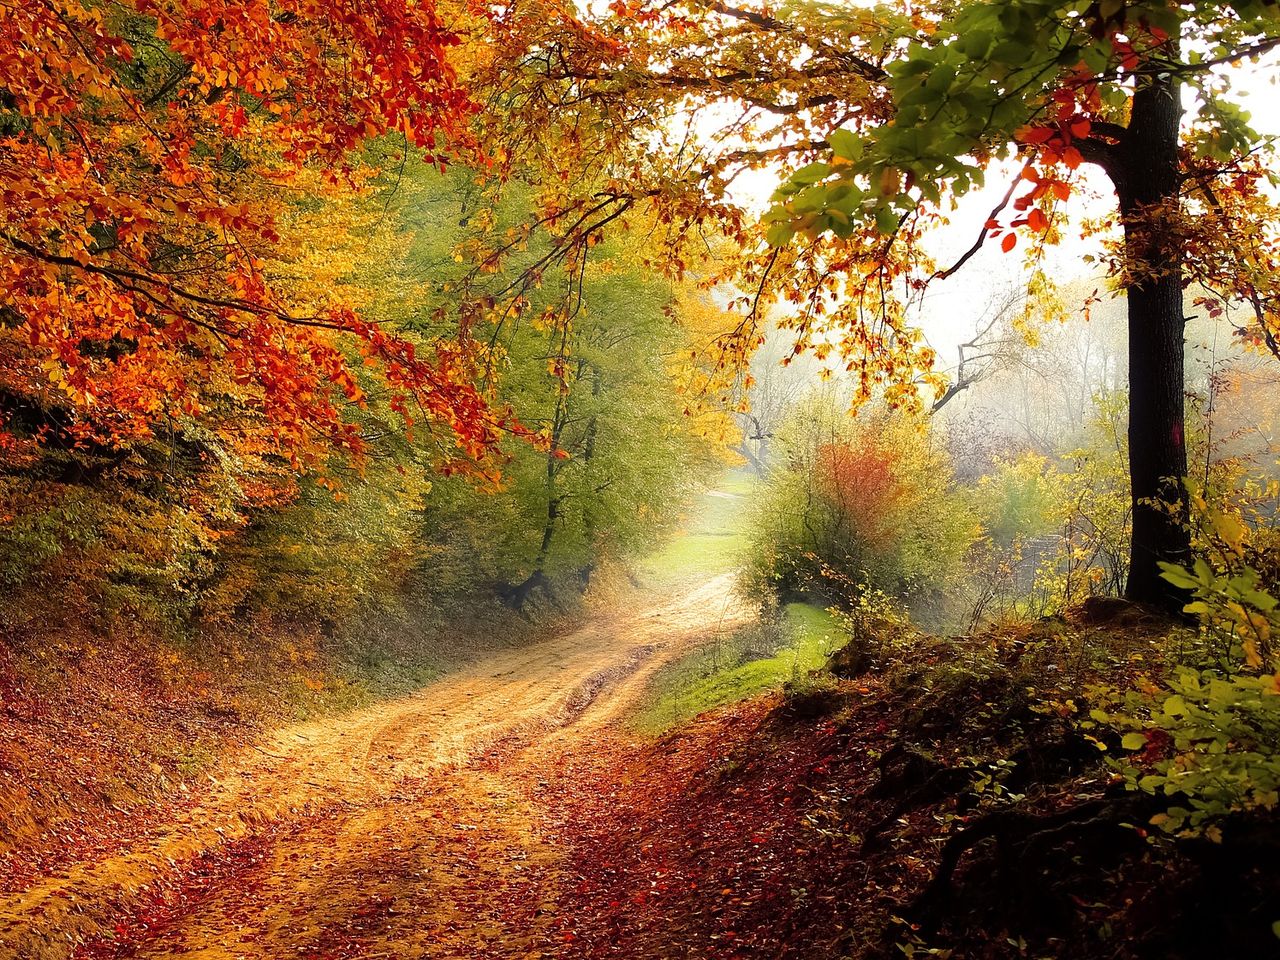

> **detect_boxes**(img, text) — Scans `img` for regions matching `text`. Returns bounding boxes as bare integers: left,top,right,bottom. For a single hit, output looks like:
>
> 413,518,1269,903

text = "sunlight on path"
0,575,751,960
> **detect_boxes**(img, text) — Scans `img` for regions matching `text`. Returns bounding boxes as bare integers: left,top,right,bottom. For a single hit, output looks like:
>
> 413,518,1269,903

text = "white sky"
718,52,1280,361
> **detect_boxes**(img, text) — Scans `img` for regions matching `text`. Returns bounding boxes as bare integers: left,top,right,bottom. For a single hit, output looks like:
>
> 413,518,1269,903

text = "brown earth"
0,574,751,960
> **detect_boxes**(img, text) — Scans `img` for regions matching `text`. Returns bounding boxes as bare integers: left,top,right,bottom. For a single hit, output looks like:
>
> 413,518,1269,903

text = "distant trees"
0,119,718,631
465,0,1280,613
373,165,723,611
731,332,814,476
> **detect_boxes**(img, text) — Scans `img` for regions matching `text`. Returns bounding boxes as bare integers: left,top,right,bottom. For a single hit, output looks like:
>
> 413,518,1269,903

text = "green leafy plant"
1098,665,1280,836
1095,506,1280,836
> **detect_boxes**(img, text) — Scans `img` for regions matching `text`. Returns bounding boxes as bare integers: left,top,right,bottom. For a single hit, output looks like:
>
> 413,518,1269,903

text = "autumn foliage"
744,406,977,618
815,441,909,557
0,0,509,476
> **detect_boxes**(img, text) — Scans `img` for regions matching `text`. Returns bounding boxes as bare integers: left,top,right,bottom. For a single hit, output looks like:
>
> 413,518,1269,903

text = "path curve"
0,574,750,960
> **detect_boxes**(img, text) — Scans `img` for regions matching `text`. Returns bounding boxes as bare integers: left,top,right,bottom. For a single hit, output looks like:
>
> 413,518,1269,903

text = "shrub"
743,400,979,625
1095,506,1280,836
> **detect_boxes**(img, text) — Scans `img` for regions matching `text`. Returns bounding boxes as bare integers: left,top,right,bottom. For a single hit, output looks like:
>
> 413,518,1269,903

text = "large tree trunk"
1112,65,1192,611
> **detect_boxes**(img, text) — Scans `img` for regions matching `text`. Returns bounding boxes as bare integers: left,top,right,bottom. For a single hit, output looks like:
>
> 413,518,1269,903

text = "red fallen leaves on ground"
0,627,257,897
75,823,282,960
18,605,1215,960
538,695,916,960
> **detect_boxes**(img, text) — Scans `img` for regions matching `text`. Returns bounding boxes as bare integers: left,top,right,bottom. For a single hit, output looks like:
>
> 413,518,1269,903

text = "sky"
718,50,1280,366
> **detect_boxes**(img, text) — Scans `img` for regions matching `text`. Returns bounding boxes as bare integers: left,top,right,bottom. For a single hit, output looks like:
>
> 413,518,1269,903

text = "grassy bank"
633,602,842,733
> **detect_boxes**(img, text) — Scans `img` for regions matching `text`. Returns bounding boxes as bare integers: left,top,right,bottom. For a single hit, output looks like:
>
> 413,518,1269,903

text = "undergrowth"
633,602,841,733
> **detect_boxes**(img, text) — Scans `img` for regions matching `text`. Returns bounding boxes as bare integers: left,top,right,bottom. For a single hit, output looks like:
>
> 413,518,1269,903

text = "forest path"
0,574,749,960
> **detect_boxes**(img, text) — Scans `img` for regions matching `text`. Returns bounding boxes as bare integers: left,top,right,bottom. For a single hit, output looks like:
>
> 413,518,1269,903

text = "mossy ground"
633,602,842,733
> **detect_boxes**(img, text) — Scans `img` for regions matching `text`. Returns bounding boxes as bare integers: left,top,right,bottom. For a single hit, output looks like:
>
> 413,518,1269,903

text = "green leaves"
875,207,900,235
766,0,1280,259
764,221,795,247
1101,664,1280,835
766,0,1084,249
1120,732,1148,751
1160,553,1278,671
790,162,834,186
828,128,860,162
1102,551,1280,836
1191,95,1263,162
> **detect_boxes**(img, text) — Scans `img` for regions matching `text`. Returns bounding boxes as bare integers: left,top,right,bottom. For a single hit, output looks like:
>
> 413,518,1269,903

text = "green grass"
632,602,843,733
639,469,757,584
640,531,750,581
714,469,757,498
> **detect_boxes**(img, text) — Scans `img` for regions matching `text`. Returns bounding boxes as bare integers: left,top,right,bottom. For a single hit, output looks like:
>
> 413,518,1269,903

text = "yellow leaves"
1203,501,1248,558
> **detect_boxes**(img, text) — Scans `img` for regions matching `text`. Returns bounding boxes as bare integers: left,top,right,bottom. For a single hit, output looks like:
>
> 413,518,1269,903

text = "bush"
1094,506,1280,836
743,400,979,625
1100,666,1280,835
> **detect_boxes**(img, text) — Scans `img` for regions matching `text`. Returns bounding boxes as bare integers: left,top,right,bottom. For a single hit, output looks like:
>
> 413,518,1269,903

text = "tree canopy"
455,0,1280,609
0,0,513,481
4,0,1280,612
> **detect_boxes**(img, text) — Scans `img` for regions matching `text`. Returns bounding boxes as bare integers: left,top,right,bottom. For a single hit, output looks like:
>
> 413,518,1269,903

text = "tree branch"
934,168,1025,280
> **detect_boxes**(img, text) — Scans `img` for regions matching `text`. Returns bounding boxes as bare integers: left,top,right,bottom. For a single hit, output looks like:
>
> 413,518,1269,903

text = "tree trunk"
1112,65,1192,611
577,362,602,588
504,379,568,610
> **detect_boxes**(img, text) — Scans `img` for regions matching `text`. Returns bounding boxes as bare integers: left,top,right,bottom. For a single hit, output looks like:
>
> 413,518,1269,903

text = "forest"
1,0,1279,958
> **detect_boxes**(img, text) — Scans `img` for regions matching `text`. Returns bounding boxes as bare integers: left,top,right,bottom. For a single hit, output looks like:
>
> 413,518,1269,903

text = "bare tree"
929,286,1029,416
733,326,815,475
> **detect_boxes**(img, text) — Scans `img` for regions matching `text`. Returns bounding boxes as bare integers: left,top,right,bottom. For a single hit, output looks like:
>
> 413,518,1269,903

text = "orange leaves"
815,440,909,553
987,157,1073,256
0,0,509,480
1018,126,1056,146
1112,38,1141,73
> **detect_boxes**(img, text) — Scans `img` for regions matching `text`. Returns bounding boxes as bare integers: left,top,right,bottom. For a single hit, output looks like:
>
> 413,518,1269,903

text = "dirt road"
0,575,749,960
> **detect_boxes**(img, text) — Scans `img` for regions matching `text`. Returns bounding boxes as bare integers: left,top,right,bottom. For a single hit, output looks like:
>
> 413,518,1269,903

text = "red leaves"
1113,39,1141,73
0,0,505,480
1020,126,1055,146
545,695,880,959
1001,232,1018,253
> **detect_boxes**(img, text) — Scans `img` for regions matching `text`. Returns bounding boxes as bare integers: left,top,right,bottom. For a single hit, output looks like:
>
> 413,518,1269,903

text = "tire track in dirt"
0,574,750,959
